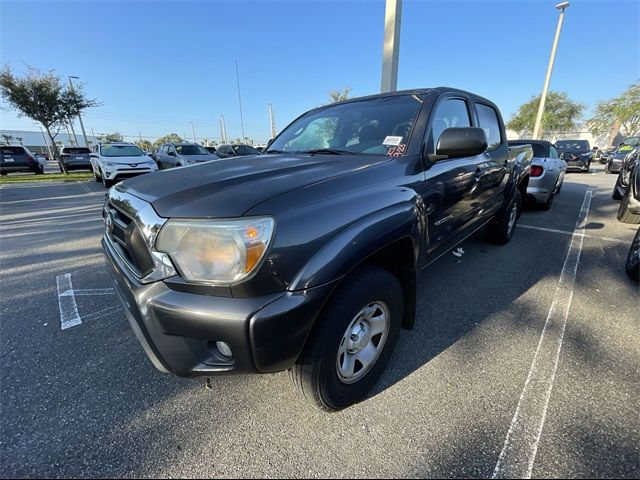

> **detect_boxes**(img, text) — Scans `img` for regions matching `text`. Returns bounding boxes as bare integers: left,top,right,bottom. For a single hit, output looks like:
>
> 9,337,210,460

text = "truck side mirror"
434,127,487,160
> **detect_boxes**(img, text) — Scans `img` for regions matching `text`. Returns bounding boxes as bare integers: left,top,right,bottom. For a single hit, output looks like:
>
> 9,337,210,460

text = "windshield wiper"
303,148,356,155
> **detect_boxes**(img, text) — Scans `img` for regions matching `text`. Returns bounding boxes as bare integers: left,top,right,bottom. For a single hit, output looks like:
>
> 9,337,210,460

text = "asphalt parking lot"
1,169,638,478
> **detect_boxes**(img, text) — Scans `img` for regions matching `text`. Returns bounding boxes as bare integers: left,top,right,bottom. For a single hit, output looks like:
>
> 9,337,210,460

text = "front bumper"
608,161,623,173
103,166,157,182
566,159,590,171
103,236,336,376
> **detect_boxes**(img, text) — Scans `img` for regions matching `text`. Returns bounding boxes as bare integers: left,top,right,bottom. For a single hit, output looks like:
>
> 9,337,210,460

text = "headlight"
155,217,275,285
103,161,118,167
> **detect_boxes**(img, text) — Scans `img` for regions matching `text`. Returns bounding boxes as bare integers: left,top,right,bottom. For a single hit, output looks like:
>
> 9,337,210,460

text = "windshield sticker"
388,144,407,157
383,136,403,146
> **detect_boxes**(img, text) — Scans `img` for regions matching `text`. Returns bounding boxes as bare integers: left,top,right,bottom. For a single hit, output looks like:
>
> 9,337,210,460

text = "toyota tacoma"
102,88,531,411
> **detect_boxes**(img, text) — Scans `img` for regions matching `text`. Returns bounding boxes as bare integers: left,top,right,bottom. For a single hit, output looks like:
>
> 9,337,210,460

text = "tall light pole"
68,76,89,147
532,2,570,140
235,59,245,141
267,103,276,140
190,122,196,143
220,115,227,143
381,0,403,93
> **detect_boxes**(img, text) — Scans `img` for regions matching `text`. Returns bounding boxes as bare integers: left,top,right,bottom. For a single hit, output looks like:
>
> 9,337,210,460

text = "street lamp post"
267,103,276,140
190,122,196,143
381,0,403,93
68,76,90,147
220,115,227,144
532,2,570,140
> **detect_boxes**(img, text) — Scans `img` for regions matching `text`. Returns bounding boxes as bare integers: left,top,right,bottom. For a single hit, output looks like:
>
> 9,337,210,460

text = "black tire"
0,172,7,176
540,191,554,211
93,167,102,182
612,176,623,200
617,189,640,224
36,167,44,175
486,190,521,245
626,228,640,282
289,264,403,411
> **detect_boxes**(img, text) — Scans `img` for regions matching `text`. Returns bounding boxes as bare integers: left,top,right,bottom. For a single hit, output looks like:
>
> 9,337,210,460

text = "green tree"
588,82,640,145
1,134,13,145
507,91,584,137
103,132,124,142
153,133,183,149
0,66,98,170
328,87,351,103
135,139,153,151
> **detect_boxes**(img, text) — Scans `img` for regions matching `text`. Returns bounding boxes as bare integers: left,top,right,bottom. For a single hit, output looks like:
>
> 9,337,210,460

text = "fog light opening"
216,341,233,358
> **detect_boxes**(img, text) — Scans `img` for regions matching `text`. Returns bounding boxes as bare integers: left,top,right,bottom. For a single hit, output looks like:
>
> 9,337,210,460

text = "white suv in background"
90,142,158,188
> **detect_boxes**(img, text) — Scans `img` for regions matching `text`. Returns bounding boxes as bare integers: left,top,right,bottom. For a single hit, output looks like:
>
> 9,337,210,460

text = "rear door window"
475,103,502,150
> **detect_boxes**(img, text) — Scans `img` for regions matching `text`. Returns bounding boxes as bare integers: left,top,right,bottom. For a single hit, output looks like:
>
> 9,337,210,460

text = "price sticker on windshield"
383,136,403,146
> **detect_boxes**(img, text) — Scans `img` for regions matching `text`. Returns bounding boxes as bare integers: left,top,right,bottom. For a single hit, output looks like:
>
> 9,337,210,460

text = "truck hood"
119,153,390,218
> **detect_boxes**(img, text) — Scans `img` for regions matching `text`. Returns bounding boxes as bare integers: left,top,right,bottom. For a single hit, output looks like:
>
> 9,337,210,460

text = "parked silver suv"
155,142,218,169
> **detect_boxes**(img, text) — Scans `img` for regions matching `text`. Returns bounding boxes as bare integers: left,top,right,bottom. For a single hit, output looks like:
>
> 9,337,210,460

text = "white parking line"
519,224,628,245
60,288,115,296
76,181,98,196
493,190,593,479
56,273,82,330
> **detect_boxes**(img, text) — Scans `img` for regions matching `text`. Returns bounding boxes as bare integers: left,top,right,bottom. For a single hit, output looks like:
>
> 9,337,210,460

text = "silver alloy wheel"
507,202,518,236
336,301,390,384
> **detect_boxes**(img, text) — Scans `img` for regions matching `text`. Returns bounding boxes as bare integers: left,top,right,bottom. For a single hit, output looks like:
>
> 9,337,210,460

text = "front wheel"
486,191,521,245
102,173,113,189
626,228,640,282
617,189,640,224
289,265,403,411
612,176,623,200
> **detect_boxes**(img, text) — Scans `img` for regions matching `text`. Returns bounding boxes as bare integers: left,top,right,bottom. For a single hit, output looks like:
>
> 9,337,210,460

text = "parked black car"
612,148,639,199
556,139,592,172
59,146,92,172
0,145,44,175
617,154,640,224
607,144,637,174
215,144,261,158
102,87,531,410
204,146,217,155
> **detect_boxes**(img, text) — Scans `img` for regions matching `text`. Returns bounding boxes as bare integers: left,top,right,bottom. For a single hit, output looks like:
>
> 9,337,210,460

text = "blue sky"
1,0,638,143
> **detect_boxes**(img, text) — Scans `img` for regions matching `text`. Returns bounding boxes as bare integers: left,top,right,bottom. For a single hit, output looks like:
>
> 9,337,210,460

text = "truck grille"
105,203,155,277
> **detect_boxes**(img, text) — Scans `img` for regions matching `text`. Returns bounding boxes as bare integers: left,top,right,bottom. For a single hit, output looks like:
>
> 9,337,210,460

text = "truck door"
421,96,485,255
475,102,509,216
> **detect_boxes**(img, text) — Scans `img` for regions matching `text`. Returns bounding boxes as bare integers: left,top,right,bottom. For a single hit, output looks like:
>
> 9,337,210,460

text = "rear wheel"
289,265,403,411
540,191,554,211
36,167,44,175
617,189,640,224
486,191,521,245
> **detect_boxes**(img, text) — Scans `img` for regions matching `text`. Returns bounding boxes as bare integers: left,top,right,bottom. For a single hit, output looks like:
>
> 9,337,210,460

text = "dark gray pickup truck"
102,87,531,410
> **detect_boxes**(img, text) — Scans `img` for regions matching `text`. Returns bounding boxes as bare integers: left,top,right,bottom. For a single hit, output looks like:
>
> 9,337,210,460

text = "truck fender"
289,201,423,329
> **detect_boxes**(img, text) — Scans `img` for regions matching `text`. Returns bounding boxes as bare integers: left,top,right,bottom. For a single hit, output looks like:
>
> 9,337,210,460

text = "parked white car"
90,142,158,188
508,140,567,210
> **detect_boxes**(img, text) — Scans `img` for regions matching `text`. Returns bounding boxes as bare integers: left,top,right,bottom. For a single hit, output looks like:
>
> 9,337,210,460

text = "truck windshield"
266,94,423,156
